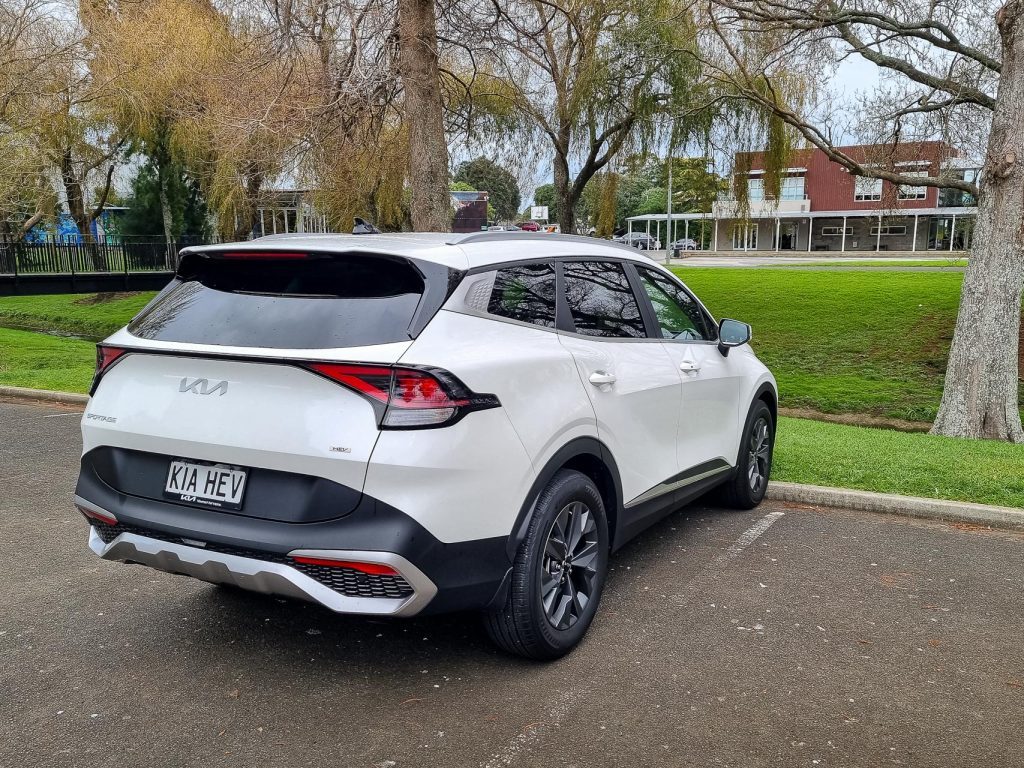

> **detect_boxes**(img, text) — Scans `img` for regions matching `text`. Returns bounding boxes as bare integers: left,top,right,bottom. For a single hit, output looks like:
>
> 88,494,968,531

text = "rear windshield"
128,254,426,348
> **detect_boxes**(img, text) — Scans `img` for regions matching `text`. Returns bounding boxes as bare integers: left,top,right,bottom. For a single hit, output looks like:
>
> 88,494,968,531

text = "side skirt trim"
624,458,732,509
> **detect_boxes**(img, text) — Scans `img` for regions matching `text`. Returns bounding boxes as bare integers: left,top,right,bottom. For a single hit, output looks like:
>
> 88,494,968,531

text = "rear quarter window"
128,254,428,349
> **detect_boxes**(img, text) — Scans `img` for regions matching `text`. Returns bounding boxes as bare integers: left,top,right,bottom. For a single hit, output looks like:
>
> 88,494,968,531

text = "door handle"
589,371,617,386
679,359,701,373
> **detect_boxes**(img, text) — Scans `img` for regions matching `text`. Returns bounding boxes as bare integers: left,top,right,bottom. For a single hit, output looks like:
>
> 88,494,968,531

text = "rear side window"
562,261,647,338
488,263,556,328
128,254,425,349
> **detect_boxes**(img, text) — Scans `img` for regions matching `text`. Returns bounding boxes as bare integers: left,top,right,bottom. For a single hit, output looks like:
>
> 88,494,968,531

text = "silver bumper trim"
88,527,437,617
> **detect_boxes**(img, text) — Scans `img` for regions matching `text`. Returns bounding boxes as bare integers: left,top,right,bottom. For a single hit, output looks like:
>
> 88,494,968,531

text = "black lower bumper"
75,449,512,615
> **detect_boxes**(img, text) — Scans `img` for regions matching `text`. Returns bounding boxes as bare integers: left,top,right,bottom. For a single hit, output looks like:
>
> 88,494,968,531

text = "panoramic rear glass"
127,254,425,349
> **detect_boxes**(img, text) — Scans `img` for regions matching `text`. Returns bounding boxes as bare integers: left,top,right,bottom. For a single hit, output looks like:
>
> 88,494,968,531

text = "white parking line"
478,509,787,766
480,688,578,768
42,412,84,418
713,510,786,567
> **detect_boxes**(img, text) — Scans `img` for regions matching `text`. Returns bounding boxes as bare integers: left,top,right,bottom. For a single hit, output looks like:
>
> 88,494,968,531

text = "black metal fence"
0,239,186,276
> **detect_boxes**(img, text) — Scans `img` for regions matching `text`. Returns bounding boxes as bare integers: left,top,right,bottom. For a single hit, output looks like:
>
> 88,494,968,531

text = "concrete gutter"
767,481,1024,531
0,385,89,406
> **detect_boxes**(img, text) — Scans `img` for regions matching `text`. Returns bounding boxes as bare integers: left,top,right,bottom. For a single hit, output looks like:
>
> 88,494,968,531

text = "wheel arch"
506,437,623,562
753,381,778,435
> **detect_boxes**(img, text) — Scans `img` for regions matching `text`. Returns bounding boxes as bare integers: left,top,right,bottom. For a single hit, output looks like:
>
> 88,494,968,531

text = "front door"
556,260,683,506
633,266,743,476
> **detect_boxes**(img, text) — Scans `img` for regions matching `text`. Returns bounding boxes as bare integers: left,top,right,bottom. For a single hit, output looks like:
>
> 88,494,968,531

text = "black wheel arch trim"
506,437,624,562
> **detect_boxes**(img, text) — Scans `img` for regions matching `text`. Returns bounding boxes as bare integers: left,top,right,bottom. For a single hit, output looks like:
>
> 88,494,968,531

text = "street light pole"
665,149,673,265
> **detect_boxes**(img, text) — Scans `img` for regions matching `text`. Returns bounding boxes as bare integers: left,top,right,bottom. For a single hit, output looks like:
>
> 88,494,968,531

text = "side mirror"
718,318,751,356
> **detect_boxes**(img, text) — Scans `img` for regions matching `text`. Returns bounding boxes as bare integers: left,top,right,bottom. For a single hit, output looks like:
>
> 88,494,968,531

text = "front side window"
780,176,805,200
637,268,713,341
562,261,646,338
747,178,765,201
488,263,557,328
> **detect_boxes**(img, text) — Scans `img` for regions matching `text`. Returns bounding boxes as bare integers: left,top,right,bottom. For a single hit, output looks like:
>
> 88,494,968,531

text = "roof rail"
446,231,637,252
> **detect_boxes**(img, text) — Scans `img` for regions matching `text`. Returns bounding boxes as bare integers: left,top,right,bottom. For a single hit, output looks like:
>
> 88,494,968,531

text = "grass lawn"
760,258,967,268
0,292,154,340
0,327,97,393
775,416,1024,508
672,266,1009,423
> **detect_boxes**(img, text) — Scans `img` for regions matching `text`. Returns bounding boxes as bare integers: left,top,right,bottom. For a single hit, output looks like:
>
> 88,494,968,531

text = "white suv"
76,232,777,659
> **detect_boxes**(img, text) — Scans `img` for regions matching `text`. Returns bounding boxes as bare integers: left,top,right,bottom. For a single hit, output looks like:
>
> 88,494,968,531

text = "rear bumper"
87,522,438,616
75,454,513,616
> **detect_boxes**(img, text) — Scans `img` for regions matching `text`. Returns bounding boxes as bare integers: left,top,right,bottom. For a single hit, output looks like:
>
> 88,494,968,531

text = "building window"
898,171,928,200
821,226,853,236
854,176,883,201
780,176,806,200
746,178,764,201
870,225,908,236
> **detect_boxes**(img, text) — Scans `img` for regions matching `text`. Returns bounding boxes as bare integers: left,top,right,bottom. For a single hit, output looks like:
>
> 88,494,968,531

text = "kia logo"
179,377,229,396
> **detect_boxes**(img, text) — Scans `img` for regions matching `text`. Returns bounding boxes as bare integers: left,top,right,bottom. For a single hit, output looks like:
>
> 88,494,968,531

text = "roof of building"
181,231,647,270
626,206,977,222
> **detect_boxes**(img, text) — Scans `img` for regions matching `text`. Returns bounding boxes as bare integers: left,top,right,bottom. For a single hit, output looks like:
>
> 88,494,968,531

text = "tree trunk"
397,0,450,232
157,160,175,266
553,151,576,234
931,1,1024,442
60,149,106,270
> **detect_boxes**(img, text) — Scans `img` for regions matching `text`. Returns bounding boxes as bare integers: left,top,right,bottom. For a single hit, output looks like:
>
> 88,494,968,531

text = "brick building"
626,142,979,252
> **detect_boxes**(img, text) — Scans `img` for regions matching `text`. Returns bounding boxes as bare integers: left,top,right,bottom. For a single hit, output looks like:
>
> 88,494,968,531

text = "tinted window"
637,268,714,341
128,255,424,348
562,261,646,338
488,263,556,328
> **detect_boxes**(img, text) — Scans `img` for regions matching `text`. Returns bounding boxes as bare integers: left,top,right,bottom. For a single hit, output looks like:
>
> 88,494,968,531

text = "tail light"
91,345,128,394
306,363,499,429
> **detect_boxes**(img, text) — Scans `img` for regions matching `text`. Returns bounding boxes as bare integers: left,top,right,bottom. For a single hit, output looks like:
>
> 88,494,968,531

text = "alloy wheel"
540,501,599,630
747,416,771,493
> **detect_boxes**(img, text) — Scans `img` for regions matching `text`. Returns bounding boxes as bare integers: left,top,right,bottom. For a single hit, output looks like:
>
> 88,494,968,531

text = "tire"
720,400,775,510
484,470,609,660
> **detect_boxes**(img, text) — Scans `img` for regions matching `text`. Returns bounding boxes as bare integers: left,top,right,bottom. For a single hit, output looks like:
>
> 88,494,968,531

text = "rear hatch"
82,247,458,522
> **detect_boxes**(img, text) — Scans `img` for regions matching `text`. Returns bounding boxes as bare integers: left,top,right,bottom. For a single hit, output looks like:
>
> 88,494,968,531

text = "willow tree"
704,0,1023,442
84,0,231,250
480,0,704,234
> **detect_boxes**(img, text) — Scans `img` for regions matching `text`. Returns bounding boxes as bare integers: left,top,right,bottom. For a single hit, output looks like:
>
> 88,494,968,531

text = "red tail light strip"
77,503,118,526
290,555,399,576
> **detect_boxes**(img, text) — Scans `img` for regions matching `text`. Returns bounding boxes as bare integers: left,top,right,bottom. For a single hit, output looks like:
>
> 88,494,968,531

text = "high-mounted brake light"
305,363,499,429
290,555,399,576
217,251,309,260
91,345,128,394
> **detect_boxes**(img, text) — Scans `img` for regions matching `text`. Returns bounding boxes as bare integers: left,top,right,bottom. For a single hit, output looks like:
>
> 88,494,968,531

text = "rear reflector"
77,503,118,526
290,555,399,576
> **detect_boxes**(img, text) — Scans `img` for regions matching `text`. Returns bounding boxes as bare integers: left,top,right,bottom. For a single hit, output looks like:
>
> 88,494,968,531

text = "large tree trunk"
397,0,450,231
931,1,1024,442
157,159,175,265
553,151,576,234
60,149,107,270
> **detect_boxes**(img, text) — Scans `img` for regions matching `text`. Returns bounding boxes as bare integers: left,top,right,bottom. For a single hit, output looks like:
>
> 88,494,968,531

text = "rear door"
633,265,742,473
556,260,682,506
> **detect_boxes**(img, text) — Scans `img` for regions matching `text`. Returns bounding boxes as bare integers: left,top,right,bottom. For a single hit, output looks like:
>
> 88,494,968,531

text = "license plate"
164,460,247,511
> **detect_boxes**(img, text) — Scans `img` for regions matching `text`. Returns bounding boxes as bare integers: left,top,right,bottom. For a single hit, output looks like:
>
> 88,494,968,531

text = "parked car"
669,238,698,251
613,232,662,250
517,221,540,231
76,232,777,659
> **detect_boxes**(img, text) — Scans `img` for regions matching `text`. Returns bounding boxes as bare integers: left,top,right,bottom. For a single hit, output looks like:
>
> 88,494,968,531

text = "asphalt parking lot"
2,398,1023,767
